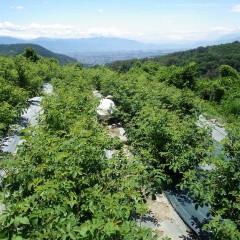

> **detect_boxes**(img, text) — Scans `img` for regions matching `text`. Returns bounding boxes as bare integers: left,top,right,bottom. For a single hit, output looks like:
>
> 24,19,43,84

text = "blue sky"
1,0,240,43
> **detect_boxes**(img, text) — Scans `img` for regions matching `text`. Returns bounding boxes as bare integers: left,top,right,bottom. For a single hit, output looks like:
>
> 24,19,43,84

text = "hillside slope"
109,41,240,77
0,43,77,65
152,41,240,76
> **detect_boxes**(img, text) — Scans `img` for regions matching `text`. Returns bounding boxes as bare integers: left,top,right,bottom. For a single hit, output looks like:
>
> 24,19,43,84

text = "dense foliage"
88,62,211,189
0,52,60,136
0,62,154,239
0,46,239,239
90,61,240,239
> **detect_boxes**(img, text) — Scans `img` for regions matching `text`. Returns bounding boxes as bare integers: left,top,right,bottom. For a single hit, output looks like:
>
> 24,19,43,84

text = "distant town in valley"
66,50,173,66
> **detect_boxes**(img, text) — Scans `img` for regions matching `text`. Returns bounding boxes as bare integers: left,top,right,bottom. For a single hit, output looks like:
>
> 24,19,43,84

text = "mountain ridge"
0,34,240,53
0,36,194,53
0,43,77,65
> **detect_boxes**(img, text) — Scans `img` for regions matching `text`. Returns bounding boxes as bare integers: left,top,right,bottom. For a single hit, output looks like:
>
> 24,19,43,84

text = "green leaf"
19,217,30,225
12,236,25,240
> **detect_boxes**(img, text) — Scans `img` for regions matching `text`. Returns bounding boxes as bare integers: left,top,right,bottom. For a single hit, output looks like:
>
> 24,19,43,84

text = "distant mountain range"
0,35,239,65
0,36,164,53
0,43,77,65
0,37,179,65
0,35,240,54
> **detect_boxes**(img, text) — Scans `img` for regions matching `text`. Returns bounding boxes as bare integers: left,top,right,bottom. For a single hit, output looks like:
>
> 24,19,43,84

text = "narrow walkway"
0,83,53,215
106,123,194,239
96,90,194,239
0,83,53,153
163,114,228,239
144,193,194,239
164,187,210,239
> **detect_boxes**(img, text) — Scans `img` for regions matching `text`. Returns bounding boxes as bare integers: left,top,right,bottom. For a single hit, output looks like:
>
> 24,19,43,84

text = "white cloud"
154,3,222,8
86,27,127,37
0,22,76,39
97,9,103,13
0,21,239,44
211,26,235,34
138,26,240,44
10,6,24,10
16,6,24,10
231,5,240,12
0,22,127,39
137,29,209,43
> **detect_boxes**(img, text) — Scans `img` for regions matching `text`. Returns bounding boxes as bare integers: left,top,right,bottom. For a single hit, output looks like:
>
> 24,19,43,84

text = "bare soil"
147,193,195,239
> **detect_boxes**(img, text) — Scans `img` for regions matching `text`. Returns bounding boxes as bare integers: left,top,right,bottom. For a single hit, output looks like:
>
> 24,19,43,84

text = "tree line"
108,41,240,79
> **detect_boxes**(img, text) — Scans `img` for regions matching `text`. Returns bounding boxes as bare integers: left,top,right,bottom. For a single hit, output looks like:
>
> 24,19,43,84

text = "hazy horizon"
0,0,240,44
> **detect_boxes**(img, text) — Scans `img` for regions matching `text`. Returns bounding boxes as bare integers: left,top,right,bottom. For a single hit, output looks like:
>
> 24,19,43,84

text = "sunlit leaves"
0,62,155,239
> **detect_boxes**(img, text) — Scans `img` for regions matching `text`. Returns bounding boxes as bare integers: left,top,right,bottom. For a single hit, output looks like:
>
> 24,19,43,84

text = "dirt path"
105,123,194,240
146,193,195,239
